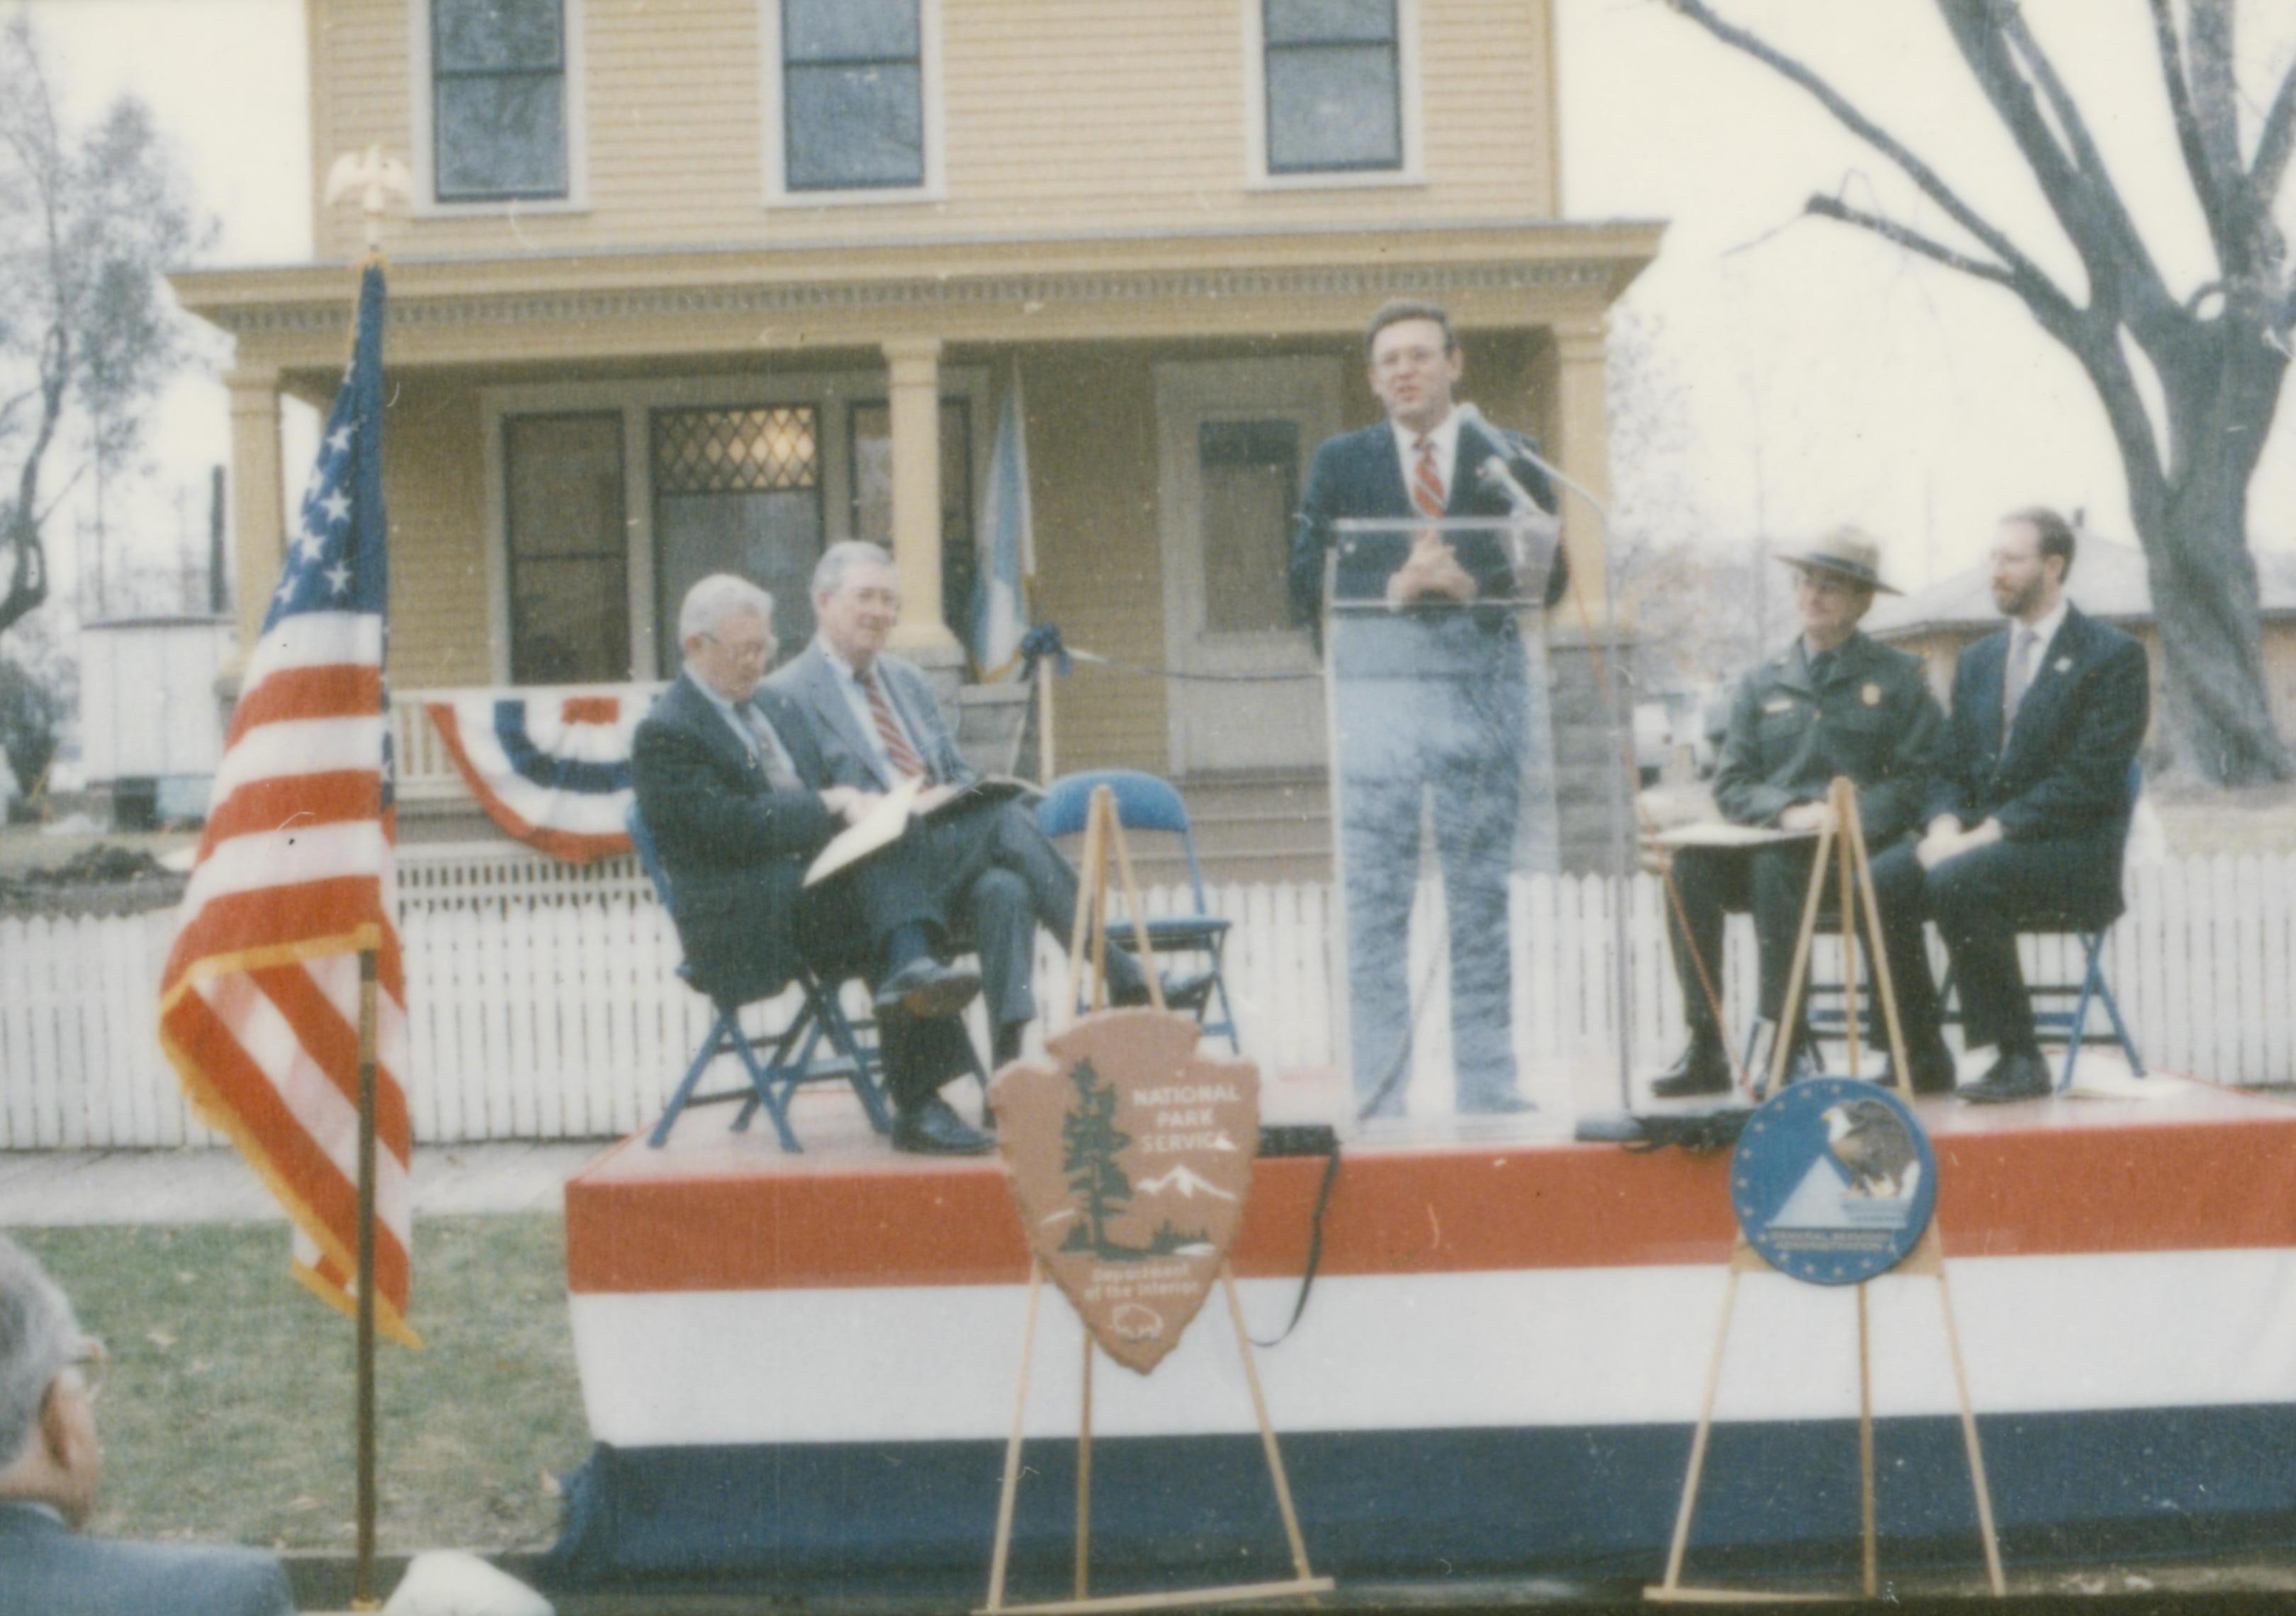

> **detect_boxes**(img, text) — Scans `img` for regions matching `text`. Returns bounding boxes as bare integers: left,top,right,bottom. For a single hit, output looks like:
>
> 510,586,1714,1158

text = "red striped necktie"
1412,434,1446,518
861,669,928,780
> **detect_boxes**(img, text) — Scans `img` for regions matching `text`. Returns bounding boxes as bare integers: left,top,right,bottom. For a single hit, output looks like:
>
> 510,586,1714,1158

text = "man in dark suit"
1872,507,2149,1104
1285,298,1567,1120
0,1236,294,1616
769,543,1196,1072
634,573,995,1155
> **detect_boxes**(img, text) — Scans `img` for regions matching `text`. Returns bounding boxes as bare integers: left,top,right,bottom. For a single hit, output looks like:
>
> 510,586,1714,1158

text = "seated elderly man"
0,1235,294,1615
770,542,1205,1069
1652,528,1956,1097
634,573,999,1155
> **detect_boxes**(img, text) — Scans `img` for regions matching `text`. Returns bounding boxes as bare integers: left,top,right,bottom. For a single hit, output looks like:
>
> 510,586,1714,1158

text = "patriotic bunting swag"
426,692,641,863
158,264,419,1346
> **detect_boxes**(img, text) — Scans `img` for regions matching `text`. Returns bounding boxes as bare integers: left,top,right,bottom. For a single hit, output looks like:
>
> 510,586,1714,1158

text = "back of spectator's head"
0,1236,77,1474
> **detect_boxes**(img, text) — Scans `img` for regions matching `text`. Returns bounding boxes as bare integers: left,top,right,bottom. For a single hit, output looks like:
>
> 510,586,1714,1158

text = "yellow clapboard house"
174,0,1660,875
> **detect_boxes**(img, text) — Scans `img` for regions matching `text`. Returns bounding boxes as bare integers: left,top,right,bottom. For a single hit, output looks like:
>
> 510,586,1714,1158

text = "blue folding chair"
1938,760,2146,1091
627,803,891,1150
1037,769,1239,1050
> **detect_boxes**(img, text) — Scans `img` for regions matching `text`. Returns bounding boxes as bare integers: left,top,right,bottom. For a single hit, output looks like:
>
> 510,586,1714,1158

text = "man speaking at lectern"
1287,298,1568,1121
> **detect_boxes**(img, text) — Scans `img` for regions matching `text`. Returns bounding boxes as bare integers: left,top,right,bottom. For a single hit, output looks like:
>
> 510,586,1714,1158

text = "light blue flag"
970,368,1033,678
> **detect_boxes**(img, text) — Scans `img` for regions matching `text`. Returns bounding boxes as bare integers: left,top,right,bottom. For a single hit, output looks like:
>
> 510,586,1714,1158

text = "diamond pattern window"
652,408,823,667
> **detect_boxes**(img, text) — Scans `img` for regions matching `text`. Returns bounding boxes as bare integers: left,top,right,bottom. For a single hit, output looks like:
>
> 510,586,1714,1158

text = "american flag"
158,265,417,1346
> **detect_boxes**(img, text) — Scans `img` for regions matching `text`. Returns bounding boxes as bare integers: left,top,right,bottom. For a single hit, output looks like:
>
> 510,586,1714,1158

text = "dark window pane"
505,413,628,685
512,559,629,683
435,0,561,72
1267,46,1400,172
784,0,918,63
786,64,924,189
1199,420,1299,635
1265,0,1395,47
437,75,567,198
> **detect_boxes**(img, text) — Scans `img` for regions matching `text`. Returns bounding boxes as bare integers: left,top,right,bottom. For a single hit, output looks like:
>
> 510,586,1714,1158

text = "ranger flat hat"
1772,525,1900,595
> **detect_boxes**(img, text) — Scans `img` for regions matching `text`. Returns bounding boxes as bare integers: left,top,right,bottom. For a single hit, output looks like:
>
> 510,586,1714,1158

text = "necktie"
2003,627,2038,731
738,703,801,792
862,670,928,781
1808,649,1834,686
1412,434,1446,519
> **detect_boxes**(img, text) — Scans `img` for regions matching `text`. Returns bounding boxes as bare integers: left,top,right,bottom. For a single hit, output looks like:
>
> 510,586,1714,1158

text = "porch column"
882,336,962,663
225,366,286,667
1549,318,1611,617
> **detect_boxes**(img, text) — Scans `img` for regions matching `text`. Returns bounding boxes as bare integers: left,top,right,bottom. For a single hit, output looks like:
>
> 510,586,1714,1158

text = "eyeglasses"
67,1337,108,1404
702,631,775,664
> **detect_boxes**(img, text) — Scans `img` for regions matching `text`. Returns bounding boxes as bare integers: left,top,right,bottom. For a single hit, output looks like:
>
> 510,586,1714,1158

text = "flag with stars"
159,264,418,1346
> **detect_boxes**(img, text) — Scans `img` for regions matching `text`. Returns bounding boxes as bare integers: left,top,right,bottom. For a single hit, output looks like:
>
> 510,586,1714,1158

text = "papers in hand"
801,775,1045,887
1651,821,1821,850
804,778,925,887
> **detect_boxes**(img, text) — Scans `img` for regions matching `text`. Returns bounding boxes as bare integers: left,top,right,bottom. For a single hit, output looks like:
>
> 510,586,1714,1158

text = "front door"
1154,357,1340,773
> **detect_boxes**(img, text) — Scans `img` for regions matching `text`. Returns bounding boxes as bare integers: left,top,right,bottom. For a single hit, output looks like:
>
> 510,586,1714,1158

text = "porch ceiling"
174,218,1664,379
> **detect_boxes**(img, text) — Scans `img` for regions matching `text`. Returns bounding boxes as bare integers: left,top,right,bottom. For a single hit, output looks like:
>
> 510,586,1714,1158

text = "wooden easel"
1647,778,2008,1603
978,788,1332,1614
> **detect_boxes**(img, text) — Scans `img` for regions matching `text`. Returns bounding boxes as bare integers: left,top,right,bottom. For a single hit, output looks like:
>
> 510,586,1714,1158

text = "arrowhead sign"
992,1009,1260,1374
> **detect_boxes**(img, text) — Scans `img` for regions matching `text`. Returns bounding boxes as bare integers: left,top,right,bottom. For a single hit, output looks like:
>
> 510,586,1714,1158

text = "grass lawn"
16,1214,587,1556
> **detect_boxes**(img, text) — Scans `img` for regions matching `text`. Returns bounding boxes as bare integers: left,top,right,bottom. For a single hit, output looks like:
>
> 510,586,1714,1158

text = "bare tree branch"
1804,193,2019,288
2149,0,2244,268
1662,0,2073,313
2255,56,2296,202
1941,0,2178,340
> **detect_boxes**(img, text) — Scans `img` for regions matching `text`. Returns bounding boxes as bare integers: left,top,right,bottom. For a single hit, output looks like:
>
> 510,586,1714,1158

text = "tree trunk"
2129,414,2292,785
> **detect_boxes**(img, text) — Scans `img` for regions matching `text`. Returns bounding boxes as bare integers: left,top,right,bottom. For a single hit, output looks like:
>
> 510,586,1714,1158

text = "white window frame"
1243,0,1425,191
410,0,590,217
480,364,988,685
760,0,946,208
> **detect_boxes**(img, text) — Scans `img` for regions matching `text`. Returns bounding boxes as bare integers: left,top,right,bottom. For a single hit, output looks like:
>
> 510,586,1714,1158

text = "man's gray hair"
0,1237,78,1469
677,573,775,646
811,540,896,602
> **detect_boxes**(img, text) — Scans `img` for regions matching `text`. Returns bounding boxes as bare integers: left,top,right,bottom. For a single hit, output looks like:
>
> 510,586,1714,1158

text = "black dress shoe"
1959,1049,2050,1104
1906,1038,1959,1096
891,1096,994,1155
1650,1036,1731,1099
874,958,981,1020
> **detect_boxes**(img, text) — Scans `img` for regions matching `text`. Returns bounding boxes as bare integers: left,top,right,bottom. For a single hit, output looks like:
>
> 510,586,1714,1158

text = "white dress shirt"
1390,408,1463,511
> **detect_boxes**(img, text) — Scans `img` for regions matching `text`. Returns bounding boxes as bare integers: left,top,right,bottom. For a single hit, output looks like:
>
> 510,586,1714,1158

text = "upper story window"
1261,0,1403,175
432,0,570,202
780,0,925,192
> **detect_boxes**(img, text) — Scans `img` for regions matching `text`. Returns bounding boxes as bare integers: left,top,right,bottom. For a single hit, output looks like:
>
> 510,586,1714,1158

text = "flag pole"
354,944,381,1610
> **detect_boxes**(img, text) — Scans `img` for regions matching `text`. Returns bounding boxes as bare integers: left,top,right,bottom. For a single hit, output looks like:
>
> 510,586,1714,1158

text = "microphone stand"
1471,425,1639,1114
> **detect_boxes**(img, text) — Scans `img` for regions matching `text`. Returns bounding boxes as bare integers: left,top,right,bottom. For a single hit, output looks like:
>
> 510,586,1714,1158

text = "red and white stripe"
158,609,417,1345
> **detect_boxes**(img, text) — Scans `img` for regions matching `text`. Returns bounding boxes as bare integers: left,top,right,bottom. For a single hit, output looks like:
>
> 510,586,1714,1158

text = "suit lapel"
2000,606,2086,770
1970,632,2008,765
668,673,758,780
1364,425,1414,517
801,644,894,790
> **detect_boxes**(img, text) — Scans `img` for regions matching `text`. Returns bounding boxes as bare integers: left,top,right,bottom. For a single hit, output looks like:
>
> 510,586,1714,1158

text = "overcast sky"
21,0,2296,610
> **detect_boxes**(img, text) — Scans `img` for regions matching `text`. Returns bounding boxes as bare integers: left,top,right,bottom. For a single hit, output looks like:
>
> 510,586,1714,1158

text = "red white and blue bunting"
426,693,644,863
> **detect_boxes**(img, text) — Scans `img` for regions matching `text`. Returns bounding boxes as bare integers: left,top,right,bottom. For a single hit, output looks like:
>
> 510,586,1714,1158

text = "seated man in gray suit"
0,1235,294,1616
769,542,1202,1069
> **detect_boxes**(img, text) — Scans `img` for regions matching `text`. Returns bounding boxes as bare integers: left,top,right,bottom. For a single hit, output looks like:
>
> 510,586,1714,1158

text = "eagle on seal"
1821,1099,1920,1199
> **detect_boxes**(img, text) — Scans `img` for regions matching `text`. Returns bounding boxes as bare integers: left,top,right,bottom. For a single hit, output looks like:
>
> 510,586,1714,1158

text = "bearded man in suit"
0,1235,295,1616
634,573,998,1155
1285,298,1568,1121
1870,507,2150,1104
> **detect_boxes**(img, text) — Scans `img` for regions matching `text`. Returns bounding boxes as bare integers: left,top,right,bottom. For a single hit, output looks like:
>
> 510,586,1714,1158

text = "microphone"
1453,403,1548,519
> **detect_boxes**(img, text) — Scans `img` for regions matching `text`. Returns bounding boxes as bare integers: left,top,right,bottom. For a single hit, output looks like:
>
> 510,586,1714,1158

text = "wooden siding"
386,381,493,688
313,0,1560,262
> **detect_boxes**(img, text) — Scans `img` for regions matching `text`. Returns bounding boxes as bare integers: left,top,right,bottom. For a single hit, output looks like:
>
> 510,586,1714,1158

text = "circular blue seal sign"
1731,1077,1937,1285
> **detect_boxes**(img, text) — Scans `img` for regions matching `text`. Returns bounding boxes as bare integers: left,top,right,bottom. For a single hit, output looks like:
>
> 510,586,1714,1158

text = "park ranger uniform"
1666,627,1946,1067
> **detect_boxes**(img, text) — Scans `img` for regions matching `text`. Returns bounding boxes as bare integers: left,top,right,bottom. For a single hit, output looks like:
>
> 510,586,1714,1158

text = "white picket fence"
3,848,2294,1150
